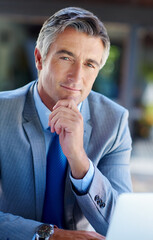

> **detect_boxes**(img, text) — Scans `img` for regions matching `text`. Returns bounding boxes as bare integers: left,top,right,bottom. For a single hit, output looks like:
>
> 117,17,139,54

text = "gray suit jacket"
0,81,132,239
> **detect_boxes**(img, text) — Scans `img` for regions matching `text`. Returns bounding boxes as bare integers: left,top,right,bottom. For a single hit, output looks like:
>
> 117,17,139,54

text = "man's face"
36,28,104,110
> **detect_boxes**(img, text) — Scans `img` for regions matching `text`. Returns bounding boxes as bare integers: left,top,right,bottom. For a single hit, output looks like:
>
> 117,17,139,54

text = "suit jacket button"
97,199,102,205
100,202,106,208
94,195,100,201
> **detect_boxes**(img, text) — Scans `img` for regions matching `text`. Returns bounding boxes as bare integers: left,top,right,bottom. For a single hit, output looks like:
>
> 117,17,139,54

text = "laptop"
106,193,153,240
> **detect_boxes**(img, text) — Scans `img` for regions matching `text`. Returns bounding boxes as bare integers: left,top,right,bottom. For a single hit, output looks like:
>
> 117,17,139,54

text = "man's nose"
68,62,83,83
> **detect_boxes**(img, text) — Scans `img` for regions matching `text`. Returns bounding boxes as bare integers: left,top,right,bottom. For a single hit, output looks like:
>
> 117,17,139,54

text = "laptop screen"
106,193,153,240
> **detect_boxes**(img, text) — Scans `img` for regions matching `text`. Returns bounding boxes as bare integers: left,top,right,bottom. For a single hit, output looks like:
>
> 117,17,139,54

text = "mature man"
0,7,132,240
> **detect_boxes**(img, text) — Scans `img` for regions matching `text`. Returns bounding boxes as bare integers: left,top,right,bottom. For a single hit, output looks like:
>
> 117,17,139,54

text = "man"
0,7,132,240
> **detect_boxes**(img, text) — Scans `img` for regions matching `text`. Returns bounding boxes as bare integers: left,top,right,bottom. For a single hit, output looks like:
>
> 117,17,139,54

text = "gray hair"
36,7,110,68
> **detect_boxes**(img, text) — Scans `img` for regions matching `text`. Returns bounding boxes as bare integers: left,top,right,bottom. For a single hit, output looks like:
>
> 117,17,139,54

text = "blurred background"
0,0,153,192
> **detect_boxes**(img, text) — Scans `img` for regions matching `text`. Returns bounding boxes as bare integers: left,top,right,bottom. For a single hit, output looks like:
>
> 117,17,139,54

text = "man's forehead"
55,27,102,44
48,28,104,63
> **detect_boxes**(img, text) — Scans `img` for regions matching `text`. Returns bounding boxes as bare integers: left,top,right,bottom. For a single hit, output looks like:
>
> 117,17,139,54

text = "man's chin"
60,95,81,105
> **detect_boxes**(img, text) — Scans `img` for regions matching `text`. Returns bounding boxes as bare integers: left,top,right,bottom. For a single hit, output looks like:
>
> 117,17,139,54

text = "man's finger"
53,99,79,112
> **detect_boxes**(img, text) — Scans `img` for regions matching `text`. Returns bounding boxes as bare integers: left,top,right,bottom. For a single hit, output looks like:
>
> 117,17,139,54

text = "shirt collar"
33,82,82,130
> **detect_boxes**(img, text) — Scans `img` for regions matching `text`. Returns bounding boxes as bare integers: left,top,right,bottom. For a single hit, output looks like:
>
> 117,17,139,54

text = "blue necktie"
42,133,67,228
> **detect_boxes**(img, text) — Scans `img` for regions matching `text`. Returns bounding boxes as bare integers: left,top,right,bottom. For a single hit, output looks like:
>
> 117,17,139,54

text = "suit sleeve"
0,211,42,240
72,109,133,236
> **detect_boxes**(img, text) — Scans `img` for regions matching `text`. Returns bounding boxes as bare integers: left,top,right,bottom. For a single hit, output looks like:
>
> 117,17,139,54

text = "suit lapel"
81,97,92,153
23,83,46,221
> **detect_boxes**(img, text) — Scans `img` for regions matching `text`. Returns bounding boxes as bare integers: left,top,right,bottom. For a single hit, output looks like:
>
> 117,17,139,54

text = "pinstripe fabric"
0,82,44,239
0,81,132,239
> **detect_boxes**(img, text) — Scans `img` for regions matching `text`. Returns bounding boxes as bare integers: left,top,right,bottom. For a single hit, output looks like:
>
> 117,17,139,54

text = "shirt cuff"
70,159,94,194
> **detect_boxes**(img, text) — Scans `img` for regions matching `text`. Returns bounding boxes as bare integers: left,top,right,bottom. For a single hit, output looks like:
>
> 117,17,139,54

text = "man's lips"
60,84,81,92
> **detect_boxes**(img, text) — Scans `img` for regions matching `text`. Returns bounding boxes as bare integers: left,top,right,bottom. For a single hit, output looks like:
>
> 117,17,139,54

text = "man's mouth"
60,84,81,92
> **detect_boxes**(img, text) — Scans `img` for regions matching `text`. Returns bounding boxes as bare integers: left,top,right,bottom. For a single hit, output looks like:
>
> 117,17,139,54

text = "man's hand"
52,228,105,240
48,99,89,179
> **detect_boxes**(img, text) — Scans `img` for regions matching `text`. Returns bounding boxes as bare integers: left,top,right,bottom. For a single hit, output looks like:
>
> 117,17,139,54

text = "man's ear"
34,48,43,70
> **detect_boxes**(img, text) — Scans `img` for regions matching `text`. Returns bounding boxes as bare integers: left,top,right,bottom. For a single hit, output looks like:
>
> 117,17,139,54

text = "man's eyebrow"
87,59,100,68
56,49,75,57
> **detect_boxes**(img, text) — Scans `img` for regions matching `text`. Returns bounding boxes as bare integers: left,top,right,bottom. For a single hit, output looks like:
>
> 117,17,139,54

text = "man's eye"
86,63,95,68
60,56,70,61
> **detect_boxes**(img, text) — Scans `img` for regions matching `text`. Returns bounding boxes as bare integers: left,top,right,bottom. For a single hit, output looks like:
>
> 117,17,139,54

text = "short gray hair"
36,7,110,68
